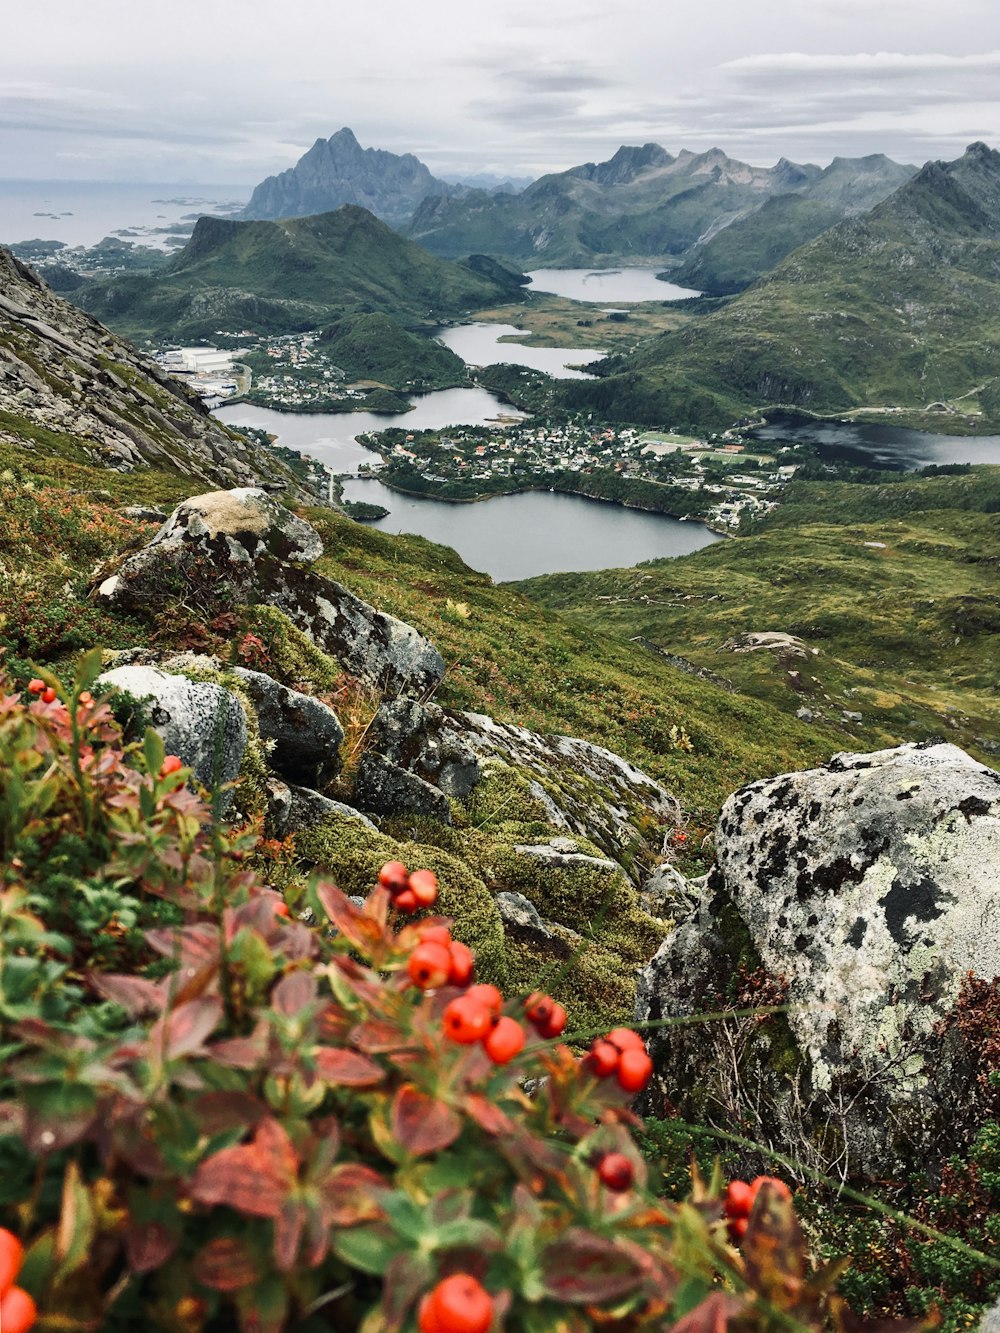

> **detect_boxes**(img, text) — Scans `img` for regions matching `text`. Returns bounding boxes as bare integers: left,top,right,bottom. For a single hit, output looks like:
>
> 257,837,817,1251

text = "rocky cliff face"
241,127,458,227
0,246,299,490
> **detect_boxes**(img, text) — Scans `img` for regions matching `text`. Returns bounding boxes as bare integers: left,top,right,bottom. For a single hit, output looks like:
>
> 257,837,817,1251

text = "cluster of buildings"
365,420,801,528
154,346,243,407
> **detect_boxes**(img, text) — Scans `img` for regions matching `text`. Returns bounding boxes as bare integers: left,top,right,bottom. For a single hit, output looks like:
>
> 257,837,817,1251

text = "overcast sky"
5,0,1000,184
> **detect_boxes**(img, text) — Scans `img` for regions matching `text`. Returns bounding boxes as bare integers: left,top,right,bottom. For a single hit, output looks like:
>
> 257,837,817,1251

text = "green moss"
240,605,344,692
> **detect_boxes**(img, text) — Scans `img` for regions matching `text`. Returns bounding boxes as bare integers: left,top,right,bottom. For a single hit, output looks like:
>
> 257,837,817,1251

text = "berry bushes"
0,660,945,1332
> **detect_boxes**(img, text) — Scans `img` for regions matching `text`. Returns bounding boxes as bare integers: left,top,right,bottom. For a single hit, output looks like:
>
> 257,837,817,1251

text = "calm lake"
341,478,720,582
525,268,701,303
436,323,603,378
755,412,1000,470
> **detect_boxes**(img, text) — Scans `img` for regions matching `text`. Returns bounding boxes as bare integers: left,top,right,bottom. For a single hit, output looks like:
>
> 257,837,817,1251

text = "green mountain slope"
74,207,527,342
515,466,1000,765
317,312,467,389
672,154,915,294
578,142,1000,427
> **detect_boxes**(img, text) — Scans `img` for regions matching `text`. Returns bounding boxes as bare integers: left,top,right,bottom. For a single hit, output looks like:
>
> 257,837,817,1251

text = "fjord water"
436,323,603,378
755,412,1000,469
341,478,721,582
525,268,701,303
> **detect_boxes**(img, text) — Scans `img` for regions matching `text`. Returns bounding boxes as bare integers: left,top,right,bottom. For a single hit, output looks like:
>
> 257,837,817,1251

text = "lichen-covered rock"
979,1298,1000,1333
98,664,247,810
231,666,343,786
282,784,377,836
354,752,453,824
98,489,446,700
369,698,480,797
638,742,1000,1179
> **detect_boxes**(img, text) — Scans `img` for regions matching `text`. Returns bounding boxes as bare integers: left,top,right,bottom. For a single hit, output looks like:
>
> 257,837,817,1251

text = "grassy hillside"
317,312,467,390
74,207,527,342
580,143,1000,427
515,466,1000,766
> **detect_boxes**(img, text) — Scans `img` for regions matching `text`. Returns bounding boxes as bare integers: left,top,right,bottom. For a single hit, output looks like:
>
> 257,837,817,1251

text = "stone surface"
231,666,343,786
353,753,453,824
284,785,377,835
637,742,1000,1178
640,863,700,919
369,698,480,797
0,246,303,490
97,664,247,810
99,490,445,701
495,890,583,955
979,1299,1000,1333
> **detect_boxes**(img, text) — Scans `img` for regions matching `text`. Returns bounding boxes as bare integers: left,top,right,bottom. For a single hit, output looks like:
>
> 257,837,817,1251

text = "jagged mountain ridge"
404,143,910,268
673,152,917,293
241,127,461,227
577,141,1000,423
74,206,528,342
0,246,299,488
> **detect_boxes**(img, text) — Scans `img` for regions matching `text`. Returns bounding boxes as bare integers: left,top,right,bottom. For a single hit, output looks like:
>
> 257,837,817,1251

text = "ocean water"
0,180,250,250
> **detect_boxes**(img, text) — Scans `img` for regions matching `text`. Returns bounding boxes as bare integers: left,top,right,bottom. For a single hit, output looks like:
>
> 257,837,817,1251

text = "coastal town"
357,419,800,530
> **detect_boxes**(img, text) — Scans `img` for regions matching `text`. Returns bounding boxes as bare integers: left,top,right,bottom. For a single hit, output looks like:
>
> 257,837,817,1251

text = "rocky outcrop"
98,488,445,700
231,667,343,787
0,246,300,491
354,753,454,825
97,665,248,809
637,742,1000,1179
241,127,459,227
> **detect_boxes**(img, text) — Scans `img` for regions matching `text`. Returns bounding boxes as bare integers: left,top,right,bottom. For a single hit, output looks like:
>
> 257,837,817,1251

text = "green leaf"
54,1160,96,1283
74,647,105,695
332,1223,406,1276
143,725,165,777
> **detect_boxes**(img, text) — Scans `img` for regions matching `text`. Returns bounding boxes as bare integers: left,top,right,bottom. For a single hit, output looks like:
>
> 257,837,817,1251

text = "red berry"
0,1228,24,1295
419,924,452,946
26,679,45,695
483,1015,525,1065
159,755,183,777
724,1180,754,1219
606,1027,646,1054
418,1274,493,1333
408,941,453,990
447,942,475,987
378,860,409,891
524,991,553,1026
0,1286,36,1333
442,995,493,1044
273,901,290,919
615,1048,653,1093
77,691,94,706
586,1038,621,1078
597,1151,634,1192
727,1216,749,1244
465,983,502,1015
537,1001,567,1039
41,687,56,704
750,1175,792,1204
408,868,439,908
394,888,419,913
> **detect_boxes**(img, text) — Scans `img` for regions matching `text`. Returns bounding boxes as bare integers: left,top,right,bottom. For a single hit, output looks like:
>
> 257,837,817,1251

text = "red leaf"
671,1292,747,1333
126,1221,177,1274
90,973,165,1015
541,1228,642,1304
390,1085,462,1157
194,1092,267,1137
146,922,220,967
320,1163,391,1226
272,971,318,1017
314,1047,384,1088
149,997,223,1061
191,1117,298,1217
350,1019,414,1053
194,1236,259,1291
464,1093,518,1136
317,881,385,953
275,1199,305,1272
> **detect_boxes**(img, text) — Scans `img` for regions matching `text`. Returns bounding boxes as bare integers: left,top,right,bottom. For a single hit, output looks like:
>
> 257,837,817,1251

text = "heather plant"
0,658,981,1332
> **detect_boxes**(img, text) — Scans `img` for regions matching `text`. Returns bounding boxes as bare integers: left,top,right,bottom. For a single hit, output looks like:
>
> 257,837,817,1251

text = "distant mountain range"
404,144,913,271
76,206,528,342
568,142,1000,427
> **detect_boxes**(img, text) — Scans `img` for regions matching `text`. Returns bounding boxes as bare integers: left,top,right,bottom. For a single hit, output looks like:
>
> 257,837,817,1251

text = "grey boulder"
638,742,1000,1179
353,752,453,824
98,664,247,810
231,666,343,786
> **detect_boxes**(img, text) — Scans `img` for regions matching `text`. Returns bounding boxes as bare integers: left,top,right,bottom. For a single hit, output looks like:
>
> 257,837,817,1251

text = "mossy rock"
502,932,640,1037
462,760,557,833
295,812,506,985
241,605,343,693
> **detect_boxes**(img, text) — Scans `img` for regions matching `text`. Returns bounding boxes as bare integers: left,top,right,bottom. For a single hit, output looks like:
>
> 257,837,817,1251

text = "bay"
436,323,603,378
753,412,1000,471
341,478,720,582
525,267,701,303
216,390,527,472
